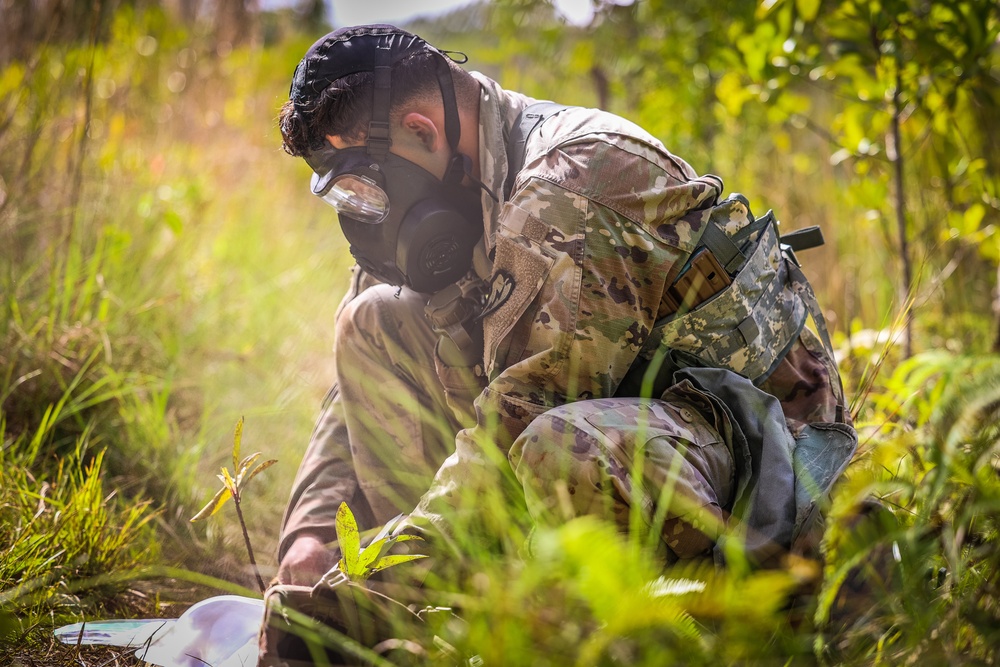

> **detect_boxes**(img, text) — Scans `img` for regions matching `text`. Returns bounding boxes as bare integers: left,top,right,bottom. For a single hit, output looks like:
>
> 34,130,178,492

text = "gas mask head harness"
290,25,484,294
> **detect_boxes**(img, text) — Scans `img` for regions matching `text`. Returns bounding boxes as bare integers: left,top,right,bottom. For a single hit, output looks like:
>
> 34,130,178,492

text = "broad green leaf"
239,458,277,490
715,71,753,116
357,537,390,571
737,32,768,79
978,234,1000,263
189,486,230,522
232,417,244,472
963,203,986,234
335,502,361,576
371,554,428,573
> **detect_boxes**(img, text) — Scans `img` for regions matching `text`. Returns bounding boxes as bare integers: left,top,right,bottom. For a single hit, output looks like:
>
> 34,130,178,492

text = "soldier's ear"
400,112,442,153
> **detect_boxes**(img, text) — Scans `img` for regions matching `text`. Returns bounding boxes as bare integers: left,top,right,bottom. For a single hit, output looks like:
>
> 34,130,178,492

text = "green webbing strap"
780,225,825,252
699,222,824,278
699,222,746,274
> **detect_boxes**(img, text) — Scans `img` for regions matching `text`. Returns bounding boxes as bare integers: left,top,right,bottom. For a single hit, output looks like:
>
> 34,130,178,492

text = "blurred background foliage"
0,0,998,664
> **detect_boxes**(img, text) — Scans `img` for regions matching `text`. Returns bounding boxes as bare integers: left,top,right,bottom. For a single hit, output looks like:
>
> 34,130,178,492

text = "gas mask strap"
447,153,498,203
366,38,393,159
433,52,461,152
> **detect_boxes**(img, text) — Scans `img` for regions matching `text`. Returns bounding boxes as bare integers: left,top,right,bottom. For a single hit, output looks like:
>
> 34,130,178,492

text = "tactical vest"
506,103,846,417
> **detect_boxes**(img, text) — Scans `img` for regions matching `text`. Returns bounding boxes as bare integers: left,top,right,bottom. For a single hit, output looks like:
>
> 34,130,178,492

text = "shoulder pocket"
483,207,555,379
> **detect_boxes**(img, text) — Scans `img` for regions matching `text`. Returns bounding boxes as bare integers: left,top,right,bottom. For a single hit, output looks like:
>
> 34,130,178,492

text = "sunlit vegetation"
1,0,998,664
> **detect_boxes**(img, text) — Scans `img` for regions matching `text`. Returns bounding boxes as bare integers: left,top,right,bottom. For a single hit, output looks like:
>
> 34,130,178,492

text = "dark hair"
278,52,477,157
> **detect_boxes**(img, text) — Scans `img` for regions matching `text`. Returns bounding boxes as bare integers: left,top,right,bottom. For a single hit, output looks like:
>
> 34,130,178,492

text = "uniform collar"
470,72,536,252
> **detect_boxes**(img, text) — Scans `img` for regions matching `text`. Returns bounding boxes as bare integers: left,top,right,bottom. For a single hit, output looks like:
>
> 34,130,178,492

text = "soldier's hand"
276,533,337,586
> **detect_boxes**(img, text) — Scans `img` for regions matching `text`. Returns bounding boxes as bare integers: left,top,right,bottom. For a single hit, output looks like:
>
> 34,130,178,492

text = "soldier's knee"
336,285,384,344
510,404,629,523
334,285,427,355
337,284,410,334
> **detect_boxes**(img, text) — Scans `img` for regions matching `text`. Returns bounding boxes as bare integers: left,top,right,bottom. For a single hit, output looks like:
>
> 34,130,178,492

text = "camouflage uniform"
278,72,850,566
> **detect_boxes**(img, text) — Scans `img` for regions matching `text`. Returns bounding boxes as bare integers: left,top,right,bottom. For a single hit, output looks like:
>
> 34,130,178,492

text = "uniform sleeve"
409,137,722,543
277,266,379,561
277,386,374,561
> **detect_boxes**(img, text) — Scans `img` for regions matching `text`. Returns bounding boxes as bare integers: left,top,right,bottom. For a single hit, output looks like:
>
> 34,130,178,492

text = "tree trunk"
296,0,326,32
890,59,913,358
214,0,256,49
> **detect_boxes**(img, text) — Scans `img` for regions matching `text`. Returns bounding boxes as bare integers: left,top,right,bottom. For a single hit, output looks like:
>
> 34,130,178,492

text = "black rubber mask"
308,147,482,292
292,25,483,294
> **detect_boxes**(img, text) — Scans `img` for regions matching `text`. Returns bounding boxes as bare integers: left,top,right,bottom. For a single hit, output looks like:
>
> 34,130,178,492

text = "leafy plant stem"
232,492,266,594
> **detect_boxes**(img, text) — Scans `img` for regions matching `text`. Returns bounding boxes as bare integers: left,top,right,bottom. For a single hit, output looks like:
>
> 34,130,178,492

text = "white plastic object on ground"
55,595,264,667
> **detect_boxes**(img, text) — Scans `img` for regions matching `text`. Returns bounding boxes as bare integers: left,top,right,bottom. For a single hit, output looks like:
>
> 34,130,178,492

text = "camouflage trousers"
509,385,734,560
280,282,738,561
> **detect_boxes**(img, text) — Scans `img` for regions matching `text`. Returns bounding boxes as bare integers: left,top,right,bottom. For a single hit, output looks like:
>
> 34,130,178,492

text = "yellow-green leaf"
963,203,986,234
795,0,820,21
335,502,361,576
239,458,277,490
0,62,26,99
220,466,236,493
371,554,428,573
358,538,389,571
716,71,754,116
232,417,244,472
360,534,424,571
756,0,782,19
235,452,262,486
189,486,230,522
367,513,407,544
238,451,261,473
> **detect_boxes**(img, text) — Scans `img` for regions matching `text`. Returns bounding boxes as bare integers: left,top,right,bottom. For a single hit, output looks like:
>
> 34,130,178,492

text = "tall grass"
0,3,353,633
0,424,158,622
813,351,1000,664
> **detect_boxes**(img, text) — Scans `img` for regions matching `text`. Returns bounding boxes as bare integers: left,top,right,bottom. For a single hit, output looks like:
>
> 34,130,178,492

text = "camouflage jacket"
409,74,843,539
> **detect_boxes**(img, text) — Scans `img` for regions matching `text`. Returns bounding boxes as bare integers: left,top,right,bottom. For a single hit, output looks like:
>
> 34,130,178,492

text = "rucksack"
506,102,846,420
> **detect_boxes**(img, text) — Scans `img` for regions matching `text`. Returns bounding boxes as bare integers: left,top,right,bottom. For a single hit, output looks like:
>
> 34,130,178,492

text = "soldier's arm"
277,267,380,572
277,385,369,563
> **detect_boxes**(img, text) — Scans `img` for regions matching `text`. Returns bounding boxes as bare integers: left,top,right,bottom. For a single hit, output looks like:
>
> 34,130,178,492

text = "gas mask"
306,142,482,293
291,26,484,294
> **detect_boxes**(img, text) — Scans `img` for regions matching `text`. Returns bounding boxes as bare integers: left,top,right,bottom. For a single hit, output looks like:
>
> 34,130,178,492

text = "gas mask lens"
313,173,389,224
